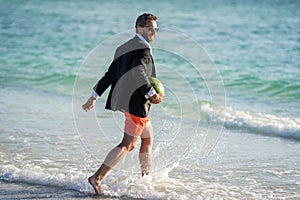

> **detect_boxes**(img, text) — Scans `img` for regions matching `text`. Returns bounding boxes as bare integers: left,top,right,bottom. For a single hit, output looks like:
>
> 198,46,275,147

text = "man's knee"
125,141,137,152
118,144,134,152
118,134,138,152
129,144,136,152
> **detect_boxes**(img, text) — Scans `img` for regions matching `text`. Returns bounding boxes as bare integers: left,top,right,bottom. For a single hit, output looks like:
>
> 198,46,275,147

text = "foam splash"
1,164,73,187
102,167,192,199
200,102,300,140
1,156,298,199
0,163,193,199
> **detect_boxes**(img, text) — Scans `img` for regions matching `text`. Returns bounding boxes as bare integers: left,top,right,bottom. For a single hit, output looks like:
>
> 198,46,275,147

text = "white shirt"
136,33,152,55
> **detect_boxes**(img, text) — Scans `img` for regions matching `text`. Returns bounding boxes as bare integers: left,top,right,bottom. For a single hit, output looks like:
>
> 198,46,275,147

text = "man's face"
137,20,158,43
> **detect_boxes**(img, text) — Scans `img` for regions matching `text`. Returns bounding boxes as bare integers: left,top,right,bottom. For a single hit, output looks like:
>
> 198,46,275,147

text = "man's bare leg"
88,133,138,195
139,124,153,176
139,150,152,176
88,164,110,195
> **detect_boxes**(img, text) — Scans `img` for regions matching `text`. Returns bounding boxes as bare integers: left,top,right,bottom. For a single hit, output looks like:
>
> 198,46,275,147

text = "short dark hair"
135,13,158,28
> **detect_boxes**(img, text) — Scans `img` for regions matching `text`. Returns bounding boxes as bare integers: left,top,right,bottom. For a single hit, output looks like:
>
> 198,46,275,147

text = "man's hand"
149,93,163,104
82,97,97,112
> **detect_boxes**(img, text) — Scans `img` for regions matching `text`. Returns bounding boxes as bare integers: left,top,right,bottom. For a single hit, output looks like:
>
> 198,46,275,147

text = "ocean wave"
200,102,300,141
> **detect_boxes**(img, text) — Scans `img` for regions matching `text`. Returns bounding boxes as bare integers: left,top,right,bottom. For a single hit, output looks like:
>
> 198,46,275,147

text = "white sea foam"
0,164,196,199
200,102,300,140
2,162,298,200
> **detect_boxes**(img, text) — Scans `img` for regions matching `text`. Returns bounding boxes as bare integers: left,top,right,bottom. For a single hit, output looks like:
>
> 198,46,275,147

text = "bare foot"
88,176,102,195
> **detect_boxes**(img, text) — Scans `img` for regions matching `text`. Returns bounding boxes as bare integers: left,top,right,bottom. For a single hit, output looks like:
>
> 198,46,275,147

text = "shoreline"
0,180,146,200
0,180,89,200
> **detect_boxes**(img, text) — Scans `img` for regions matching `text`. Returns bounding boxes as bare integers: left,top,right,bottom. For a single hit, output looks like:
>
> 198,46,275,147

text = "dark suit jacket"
93,35,156,117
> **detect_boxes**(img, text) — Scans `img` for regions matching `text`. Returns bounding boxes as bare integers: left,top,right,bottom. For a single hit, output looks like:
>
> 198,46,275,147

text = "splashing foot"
88,176,102,195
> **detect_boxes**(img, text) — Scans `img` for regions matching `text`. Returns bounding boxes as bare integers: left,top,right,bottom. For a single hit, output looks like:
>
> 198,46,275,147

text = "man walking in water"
82,13,162,195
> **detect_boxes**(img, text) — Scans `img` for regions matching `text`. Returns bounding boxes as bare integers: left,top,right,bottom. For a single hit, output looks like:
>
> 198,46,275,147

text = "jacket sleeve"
93,61,114,96
131,48,153,96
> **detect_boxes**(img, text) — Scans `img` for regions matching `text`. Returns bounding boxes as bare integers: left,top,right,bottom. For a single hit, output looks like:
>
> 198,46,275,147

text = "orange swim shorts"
123,111,150,136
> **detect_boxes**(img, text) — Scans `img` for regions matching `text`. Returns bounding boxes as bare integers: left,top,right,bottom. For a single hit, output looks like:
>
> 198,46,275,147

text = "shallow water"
1,0,299,199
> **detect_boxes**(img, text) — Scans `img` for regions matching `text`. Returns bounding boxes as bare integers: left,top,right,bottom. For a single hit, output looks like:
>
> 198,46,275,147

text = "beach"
1,0,299,199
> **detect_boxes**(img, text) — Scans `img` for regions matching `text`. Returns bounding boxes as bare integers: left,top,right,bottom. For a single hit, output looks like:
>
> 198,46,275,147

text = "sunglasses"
143,26,159,33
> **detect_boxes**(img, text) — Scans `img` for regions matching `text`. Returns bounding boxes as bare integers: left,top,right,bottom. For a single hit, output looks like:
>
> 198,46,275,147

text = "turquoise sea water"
1,0,299,199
